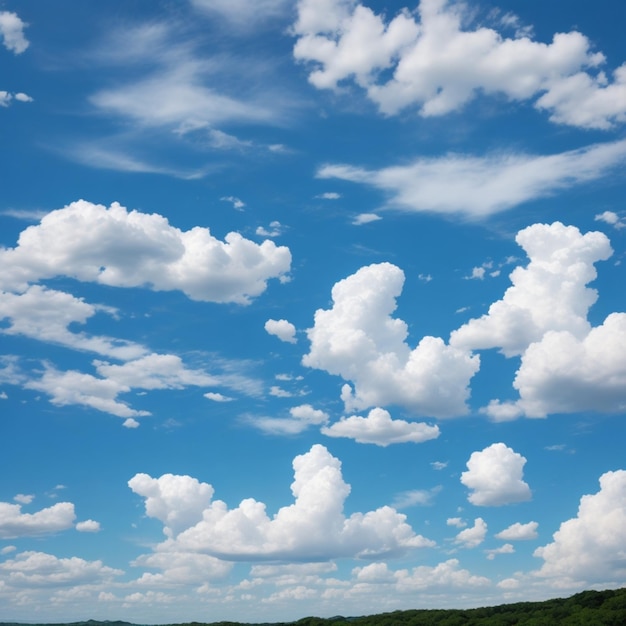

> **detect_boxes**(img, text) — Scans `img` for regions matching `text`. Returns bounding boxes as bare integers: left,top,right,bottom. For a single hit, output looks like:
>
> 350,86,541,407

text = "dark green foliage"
2,588,626,626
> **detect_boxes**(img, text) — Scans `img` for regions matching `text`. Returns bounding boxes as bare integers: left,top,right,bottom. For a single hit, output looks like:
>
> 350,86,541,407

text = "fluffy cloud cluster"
0,551,122,587
130,445,434,561
294,0,626,129
453,222,626,419
318,140,626,218
0,501,76,539
303,262,479,417
452,222,612,356
0,200,291,303
534,470,626,585
0,11,29,54
461,443,531,506
322,407,440,446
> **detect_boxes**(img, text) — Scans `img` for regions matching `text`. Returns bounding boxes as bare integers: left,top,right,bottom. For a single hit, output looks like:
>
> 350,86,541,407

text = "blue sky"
1,0,626,622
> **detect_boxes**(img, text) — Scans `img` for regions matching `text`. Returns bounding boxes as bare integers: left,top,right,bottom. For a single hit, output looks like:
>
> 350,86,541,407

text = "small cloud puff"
204,392,234,402
220,196,245,210
455,518,487,549
76,519,101,533
0,11,29,54
352,213,381,225
265,318,297,343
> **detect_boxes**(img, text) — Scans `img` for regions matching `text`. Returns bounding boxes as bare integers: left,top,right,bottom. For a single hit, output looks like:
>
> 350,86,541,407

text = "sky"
1,0,626,622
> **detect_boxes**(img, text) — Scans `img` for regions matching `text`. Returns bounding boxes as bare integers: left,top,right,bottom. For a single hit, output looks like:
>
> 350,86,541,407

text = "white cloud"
534,470,626,585
461,443,531,506
130,445,434,561
293,0,626,129
486,543,514,560
352,213,382,225
130,551,231,586
431,461,447,470
76,520,101,533
204,391,234,402
392,559,490,592
303,262,479,417
25,365,150,419
256,221,284,238
0,501,76,539
0,551,122,587
0,285,147,360
318,140,626,218
0,91,33,108
595,210,625,228
454,517,487,548
264,318,297,343
247,404,328,436
13,494,34,505
452,222,612,357
446,517,466,528
321,407,440,446
0,11,29,54
495,521,538,541
28,348,220,421
269,385,293,398
451,223,626,419
0,200,291,304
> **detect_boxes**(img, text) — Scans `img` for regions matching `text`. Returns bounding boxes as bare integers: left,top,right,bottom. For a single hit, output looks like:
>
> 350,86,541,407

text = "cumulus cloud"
0,91,33,108
352,213,382,225
256,221,284,238
321,407,440,446
303,263,479,417
0,551,122,587
318,140,626,218
76,520,101,533
0,200,291,303
534,470,626,585
454,517,487,548
0,501,76,538
293,0,626,129
0,11,29,54
130,445,434,561
451,222,613,356
495,521,538,541
392,487,441,509
264,318,297,343
13,494,34,505
449,222,626,419
461,443,531,506
131,551,231,586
